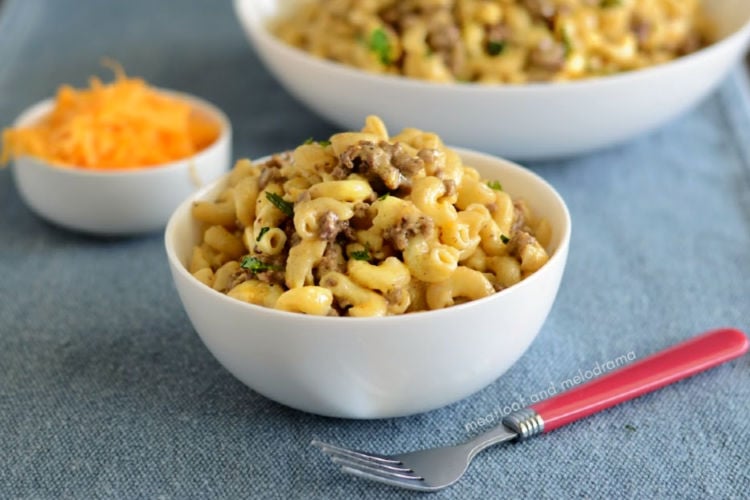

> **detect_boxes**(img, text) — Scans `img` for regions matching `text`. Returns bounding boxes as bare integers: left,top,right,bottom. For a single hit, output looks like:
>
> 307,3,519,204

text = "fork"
312,328,748,491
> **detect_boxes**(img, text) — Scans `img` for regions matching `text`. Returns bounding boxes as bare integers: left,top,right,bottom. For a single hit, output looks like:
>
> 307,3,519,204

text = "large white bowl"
11,91,231,235
165,148,571,418
235,0,750,160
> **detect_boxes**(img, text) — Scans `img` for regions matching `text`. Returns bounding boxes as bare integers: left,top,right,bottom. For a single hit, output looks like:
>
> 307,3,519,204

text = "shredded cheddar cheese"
1,64,220,169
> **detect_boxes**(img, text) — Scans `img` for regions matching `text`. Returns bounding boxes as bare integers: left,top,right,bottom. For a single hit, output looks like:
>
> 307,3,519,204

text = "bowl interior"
705,0,750,36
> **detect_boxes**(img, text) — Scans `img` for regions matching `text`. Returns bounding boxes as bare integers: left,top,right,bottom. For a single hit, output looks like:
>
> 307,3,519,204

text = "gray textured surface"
1,1,749,498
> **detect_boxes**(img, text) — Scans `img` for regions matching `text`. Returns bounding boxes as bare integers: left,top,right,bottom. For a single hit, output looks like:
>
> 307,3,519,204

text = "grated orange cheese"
1,65,220,169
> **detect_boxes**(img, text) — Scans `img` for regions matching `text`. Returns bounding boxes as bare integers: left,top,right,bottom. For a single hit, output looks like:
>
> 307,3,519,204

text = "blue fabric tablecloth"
1,1,748,498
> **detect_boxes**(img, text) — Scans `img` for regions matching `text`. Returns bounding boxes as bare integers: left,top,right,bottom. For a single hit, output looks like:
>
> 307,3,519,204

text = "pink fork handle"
530,328,749,433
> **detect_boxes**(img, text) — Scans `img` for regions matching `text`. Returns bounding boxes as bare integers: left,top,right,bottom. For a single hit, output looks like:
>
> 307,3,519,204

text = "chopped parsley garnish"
351,243,372,261
303,137,331,147
487,40,506,56
351,249,371,261
256,227,270,242
487,180,503,191
377,192,390,200
600,0,622,7
369,28,392,65
265,192,294,217
240,256,282,273
562,30,574,58
500,234,511,244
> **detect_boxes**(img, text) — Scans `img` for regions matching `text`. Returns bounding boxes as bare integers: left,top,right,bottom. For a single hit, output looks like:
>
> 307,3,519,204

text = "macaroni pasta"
188,116,552,316
272,0,711,83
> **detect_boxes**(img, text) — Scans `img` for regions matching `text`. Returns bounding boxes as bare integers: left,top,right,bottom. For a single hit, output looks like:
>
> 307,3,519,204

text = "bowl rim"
235,0,750,93
10,88,232,178
164,146,572,323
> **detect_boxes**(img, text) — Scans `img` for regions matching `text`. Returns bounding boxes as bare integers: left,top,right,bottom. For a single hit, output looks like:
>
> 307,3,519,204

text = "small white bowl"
235,0,750,160
10,91,231,235
164,148,571,418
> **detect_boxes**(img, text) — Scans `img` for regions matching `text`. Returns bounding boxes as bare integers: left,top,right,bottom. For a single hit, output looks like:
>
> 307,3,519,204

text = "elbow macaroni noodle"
272,0,711,83
188,116,551,316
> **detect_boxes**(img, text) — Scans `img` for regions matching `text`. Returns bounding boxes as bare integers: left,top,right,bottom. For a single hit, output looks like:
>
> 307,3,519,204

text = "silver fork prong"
340,464,430,492
319,448,414,473
310,439,402,464
329,455,423,480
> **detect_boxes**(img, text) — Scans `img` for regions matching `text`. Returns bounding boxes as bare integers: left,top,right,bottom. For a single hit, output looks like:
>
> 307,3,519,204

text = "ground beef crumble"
317,242,346,278
338,140,425,191
384,215,435,251
318,211,351,241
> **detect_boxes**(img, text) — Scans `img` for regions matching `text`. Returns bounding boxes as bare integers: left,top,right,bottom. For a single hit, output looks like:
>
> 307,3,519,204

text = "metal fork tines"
311,440,428,490
311,418,521,492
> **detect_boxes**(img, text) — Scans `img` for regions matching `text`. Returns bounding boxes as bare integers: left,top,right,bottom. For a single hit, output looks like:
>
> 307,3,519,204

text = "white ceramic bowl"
235,0,750,160
165,148,571,418
10,91,231,235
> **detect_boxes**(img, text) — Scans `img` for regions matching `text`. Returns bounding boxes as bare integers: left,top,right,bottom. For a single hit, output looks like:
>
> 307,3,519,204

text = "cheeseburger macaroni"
189,116,551,316
273,0,711,83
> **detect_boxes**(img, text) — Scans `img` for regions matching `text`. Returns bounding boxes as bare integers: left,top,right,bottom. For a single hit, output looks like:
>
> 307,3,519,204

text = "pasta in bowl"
234,0,750,159
273,0,711,84
165,117,571,417
188,116,551,316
